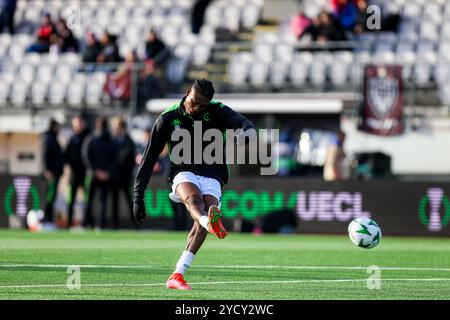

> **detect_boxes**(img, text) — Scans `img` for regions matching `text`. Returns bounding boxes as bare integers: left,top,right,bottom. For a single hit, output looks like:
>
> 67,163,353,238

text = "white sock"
199,215,209,231
174,251,195,275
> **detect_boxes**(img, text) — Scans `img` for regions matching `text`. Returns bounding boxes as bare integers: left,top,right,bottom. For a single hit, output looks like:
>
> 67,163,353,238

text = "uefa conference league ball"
348,217,382,249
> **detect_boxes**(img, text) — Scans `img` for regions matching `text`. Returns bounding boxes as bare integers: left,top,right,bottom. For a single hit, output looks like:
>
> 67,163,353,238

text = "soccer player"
133,79,254,290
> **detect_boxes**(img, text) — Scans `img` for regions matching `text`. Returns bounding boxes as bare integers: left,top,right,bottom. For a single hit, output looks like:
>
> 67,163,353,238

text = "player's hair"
48,118,60,132
73,112,87,122
117,118,127,129
192,79,215,101
111,116,127,129
96,116,109,132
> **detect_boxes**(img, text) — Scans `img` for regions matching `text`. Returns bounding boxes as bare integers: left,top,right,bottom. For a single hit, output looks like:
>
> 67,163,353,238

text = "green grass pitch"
0,229,449,300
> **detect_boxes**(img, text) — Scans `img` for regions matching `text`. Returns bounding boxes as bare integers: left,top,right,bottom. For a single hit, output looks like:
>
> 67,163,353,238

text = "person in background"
135,127,152,164
65,114,90,229
144,29,169,68
97,32,121,63
317,10,342,42
274,128,298,177
82,32,102,63
82,116,117,229
103,50,137,102
290,11,311,40
304,10,342,43
333,0,358,31
303,16,320,41
353,0,369,34
41,118,65,223
52,17,79,53
27,13,55,53
191,0,212,34
0,0,17,34
110,117,136,229
323,130,347,181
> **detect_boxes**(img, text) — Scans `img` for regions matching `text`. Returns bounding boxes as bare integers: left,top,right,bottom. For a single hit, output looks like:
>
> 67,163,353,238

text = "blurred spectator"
82,116,117,229
306,11,341,42
333,0,359,31
354,0,369,34
65,114,90,229
97,32,121,63
274,128,298,176
27,13,55,53
154,144,170,175
144,29,170,68
103,50,137,102
0,0,17,34
191,0,212,34
135,127,152,163
82,32,102,63
330,0,354,15
135,128,169,175
323,130,347,181
303,17,320,40
41,118,65,223
290,11,311,39
52,18,79,53
110,117,136,229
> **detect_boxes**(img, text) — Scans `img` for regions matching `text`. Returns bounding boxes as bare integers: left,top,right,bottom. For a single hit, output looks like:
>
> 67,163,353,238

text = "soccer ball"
348,217,381,249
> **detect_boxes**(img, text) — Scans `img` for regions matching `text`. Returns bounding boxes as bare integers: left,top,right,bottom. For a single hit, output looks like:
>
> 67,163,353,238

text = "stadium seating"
2,0,450,105
227,0,450,100
0,0,264,108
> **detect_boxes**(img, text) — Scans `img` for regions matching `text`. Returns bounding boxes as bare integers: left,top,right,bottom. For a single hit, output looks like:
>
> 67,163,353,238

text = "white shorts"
169,171,222,206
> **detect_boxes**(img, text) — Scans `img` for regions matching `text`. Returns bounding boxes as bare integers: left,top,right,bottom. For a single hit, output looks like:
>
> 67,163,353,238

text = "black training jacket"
65,128,90,179
82,130,118,177
133,97,254,203
42,130,65,177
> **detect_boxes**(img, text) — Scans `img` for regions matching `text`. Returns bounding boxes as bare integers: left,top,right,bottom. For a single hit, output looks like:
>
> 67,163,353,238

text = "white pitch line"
195,265,450,272
1,278,450,289
1,263,450,272
0,264,153,269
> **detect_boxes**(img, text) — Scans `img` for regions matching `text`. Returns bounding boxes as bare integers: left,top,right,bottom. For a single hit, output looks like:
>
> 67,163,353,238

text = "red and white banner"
359,65,404,136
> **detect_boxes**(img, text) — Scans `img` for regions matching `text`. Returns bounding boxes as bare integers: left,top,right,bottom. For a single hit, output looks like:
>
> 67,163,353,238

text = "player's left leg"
167,183,207,290
167,194,223,290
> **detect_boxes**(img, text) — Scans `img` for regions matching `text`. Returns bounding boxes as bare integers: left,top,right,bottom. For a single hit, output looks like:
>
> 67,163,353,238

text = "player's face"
72,118,84,134
184,88,210,116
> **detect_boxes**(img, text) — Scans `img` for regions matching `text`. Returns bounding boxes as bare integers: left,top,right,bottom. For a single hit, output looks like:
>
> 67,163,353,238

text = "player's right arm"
132,115,167,223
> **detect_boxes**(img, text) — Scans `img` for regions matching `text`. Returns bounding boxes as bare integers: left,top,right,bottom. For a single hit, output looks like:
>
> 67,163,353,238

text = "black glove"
133,199,146,224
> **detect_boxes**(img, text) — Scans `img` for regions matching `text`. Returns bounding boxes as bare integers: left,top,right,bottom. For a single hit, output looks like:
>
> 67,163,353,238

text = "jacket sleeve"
220,104,255,132
133,115,167,203
64,138,73,167
42,136,52,172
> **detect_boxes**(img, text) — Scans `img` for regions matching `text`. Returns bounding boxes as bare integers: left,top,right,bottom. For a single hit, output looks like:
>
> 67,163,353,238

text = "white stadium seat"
0,80,10,106
48,82,67,105
10,81,29,107
35,65,54,84
289,61,308,87
269,63,289,87
249,61,269,87
329,63,349,86
192,45,211,66
31,82,48,106
309,61,326,86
